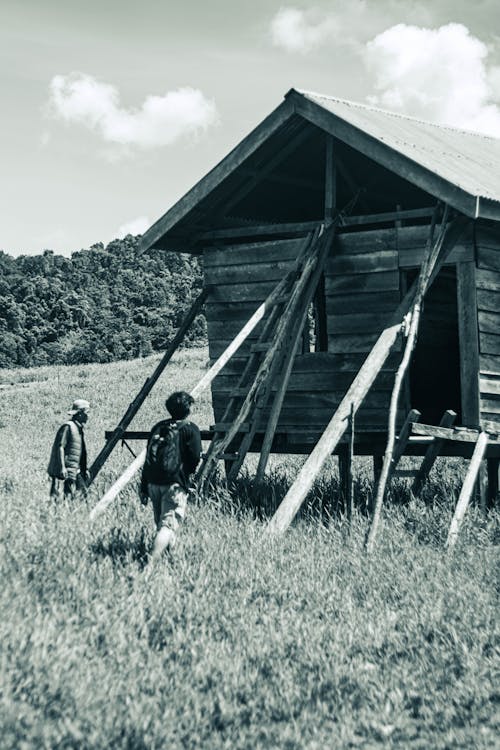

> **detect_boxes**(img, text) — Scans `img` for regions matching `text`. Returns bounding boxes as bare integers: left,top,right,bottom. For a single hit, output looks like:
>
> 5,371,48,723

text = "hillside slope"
0,235,205,368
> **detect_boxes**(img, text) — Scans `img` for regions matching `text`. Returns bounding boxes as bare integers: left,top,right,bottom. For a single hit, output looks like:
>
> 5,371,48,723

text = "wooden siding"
204,232,407,436
476,224,500,433
325,228,403,429
203,223,481,440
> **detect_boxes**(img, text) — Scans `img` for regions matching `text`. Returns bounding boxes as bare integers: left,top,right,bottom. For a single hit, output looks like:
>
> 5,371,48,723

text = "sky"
2,0,500,257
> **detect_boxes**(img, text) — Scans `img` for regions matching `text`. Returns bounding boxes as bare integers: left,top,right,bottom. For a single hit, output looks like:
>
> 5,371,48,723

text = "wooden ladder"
196,222,337,493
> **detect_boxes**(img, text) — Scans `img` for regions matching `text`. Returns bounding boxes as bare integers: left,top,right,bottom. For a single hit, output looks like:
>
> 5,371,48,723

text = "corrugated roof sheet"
299,90,500,206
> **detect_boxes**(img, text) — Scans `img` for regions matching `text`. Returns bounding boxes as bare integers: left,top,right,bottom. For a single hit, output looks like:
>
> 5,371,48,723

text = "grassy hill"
0,351,499,748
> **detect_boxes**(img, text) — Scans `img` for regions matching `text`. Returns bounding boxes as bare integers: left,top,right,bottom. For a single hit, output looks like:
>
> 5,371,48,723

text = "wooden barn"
92,89,500,527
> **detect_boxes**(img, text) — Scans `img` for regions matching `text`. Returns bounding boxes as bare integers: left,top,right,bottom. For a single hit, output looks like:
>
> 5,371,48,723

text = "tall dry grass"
0,351,498,748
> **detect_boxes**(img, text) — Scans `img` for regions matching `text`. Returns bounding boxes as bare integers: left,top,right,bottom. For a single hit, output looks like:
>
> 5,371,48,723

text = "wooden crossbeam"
411,423,500,444
198,208,435,242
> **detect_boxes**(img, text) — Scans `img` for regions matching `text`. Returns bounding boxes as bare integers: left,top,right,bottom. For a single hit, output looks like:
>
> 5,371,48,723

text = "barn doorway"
404,266,462,425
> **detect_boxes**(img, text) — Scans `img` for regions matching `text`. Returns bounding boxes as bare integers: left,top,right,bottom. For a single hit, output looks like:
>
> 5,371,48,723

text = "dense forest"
0,236,205,368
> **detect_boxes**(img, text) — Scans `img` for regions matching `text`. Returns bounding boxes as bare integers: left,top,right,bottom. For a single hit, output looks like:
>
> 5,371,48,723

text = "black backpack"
146,420,184,479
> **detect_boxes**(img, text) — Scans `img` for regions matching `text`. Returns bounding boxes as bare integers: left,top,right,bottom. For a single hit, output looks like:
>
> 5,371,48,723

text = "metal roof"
141,89,500,252
297,89,500,210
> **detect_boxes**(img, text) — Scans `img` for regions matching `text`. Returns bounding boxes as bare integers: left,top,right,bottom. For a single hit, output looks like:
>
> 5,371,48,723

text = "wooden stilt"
446,432,488,549
373,456,383,485
265,214,469,537
477,463,488,514
338,446,351,517
347,403,355,523
412,410,457,497
391,409,421,477
487,458,499,508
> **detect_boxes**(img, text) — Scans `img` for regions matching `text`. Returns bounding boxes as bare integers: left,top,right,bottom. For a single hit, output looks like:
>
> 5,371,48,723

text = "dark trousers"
49,474,86,500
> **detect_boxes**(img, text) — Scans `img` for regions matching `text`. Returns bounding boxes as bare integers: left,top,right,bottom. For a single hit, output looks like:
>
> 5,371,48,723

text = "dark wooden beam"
411,422,500,443
197,207,436,243
238,167,322,192
216,126,315,218
457,261,480,427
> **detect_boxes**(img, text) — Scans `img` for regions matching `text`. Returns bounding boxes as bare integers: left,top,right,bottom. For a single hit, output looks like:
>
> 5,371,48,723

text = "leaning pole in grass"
265,215,469,537
89,303,269,521
89,231,317,522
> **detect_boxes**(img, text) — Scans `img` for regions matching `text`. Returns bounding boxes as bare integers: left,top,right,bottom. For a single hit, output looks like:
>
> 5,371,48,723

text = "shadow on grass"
89,527,150,569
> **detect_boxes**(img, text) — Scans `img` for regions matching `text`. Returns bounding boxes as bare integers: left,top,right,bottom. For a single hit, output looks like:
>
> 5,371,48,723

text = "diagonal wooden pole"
195,230,318,487
90,229,324,520
365,205,449,552
227,226,333,485
198,226,328,489
88,287,210,485
253,224,335,485
412,409,457,497
446,432,488,550
265,214,469,536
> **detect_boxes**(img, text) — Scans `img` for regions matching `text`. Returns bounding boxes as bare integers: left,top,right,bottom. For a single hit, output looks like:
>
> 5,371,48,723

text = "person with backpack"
140,391,202,561
47,398,90,500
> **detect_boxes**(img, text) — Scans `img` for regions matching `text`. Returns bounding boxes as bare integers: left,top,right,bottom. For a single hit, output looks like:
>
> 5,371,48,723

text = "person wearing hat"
47,398,90,500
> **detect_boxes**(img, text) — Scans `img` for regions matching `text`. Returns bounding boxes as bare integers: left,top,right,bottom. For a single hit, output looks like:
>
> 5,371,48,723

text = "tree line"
0,235,205,368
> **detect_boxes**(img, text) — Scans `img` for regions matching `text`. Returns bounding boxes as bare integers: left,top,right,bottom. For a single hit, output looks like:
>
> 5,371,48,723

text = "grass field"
0,350,499,749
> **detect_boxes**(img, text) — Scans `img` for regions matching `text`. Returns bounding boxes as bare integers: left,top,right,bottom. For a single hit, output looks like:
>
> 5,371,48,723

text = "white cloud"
270,7,338,53
115,216,150,239
48,73,218,148
364,23,500,137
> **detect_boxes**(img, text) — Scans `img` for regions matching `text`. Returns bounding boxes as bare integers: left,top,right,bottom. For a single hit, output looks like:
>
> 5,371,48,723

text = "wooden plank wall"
476,223,500,433
324,224,474,432
203,222,478,439
325,227,402,431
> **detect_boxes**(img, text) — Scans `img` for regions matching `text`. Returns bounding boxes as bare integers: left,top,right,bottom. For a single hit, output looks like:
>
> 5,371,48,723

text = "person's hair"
165,391,194,420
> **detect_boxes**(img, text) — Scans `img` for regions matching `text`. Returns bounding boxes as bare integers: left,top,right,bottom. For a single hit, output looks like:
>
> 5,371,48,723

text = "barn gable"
140,88,500,254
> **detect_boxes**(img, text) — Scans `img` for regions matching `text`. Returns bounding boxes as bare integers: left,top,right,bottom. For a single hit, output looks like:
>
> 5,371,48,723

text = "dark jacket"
141,418,201,492
47,419,87,480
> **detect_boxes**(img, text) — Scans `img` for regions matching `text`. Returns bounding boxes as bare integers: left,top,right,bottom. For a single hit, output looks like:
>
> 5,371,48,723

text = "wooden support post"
373,456,383,484
446,432,488,549
487,459,499,508
347,403,355,522
265,214,469,537
88,287,209,485
477,463,488,514
338,446,351,517
324,135,336,220
457,262,480,428
412,410,457,497
392,409,421,469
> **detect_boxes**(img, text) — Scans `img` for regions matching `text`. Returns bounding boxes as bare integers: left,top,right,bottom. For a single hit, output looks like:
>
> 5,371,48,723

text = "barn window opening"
301,273,328,352
404,266,462,425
